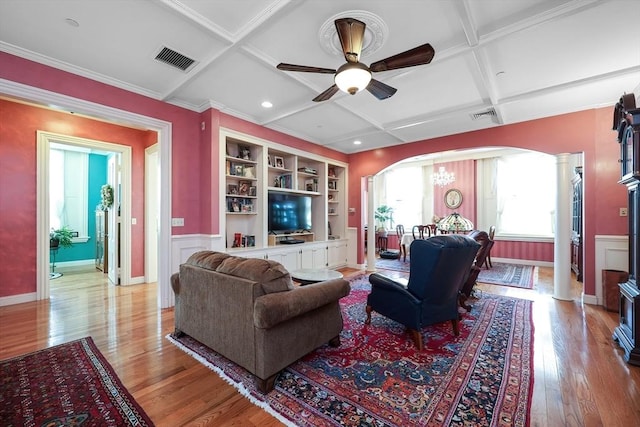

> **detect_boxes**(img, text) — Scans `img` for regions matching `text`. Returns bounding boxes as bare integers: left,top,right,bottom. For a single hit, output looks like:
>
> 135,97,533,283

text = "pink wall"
348,109,629,296
0,99,152,297
433,160,476,221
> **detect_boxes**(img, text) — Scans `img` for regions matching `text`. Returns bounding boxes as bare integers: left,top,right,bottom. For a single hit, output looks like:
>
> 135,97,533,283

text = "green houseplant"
50,226,74,249
374,205,395,235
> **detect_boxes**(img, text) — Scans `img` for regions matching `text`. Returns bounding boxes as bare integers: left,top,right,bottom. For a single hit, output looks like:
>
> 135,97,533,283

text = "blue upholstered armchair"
365,235,480,350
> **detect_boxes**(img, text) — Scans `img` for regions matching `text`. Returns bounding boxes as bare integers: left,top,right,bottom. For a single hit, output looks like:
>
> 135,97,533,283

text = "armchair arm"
254,278,350,329
369,272,420,304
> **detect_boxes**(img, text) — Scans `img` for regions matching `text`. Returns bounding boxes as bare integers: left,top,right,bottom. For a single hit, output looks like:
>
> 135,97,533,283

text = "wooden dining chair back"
396,224,407,261
483,225,496,269
412,225,431,240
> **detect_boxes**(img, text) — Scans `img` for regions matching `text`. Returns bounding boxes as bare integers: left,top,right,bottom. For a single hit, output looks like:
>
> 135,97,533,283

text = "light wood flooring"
1,263,639,426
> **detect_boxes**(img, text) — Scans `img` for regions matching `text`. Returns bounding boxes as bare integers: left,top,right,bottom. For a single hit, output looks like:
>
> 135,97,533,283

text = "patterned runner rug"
375,258,537,289
0,336,154,426
167,274,534,426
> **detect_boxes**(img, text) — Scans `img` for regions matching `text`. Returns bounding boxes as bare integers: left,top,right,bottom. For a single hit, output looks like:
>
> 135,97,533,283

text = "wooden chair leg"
487,253,493,269
402,244,406,261
458,292,472,312
409,329,424,350
451,318,460,336
365,305,373,324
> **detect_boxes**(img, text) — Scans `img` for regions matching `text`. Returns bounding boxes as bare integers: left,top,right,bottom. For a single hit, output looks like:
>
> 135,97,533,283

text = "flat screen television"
268,192,312,234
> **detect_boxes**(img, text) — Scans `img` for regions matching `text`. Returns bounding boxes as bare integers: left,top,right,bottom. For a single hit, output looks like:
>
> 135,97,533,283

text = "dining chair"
396,224,407,261
412,225,430,240
483,225,496,269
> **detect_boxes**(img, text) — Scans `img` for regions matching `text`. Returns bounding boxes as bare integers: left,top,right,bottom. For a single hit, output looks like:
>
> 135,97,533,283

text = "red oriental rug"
0,336,154,426
167,275,534,426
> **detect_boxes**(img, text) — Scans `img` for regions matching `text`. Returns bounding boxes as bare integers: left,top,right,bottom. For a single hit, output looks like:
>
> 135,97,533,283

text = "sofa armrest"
254,278,350,329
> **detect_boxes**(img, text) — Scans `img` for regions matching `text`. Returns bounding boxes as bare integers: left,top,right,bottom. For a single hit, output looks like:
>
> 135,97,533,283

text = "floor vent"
470,108,497,121
154,47,196,72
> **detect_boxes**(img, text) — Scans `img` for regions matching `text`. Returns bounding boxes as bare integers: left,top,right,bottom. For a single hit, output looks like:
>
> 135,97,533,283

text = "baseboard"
128,276,145,285
55,259,95,268
491,257,553,268
0,292,36,307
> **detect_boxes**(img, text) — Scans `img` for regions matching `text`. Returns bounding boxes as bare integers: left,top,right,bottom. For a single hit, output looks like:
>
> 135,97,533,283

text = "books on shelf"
233,233,256,248
274,173,292,189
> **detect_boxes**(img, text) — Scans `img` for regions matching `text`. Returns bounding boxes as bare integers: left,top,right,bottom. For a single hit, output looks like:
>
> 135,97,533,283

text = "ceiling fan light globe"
335,63,371,95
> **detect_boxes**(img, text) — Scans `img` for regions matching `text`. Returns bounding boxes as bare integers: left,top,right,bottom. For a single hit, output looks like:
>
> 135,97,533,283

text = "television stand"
268,232,314,246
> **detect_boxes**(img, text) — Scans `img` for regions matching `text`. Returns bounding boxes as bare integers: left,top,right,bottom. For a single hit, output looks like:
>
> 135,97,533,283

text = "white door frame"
1,78,174,308
37,132,131,295
145,144,159,284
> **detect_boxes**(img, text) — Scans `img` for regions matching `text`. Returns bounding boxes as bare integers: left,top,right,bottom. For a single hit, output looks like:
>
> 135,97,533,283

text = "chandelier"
432,166,455,187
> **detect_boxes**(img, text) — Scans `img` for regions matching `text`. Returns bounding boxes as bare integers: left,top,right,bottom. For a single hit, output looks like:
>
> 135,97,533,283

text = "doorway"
37,131,132,299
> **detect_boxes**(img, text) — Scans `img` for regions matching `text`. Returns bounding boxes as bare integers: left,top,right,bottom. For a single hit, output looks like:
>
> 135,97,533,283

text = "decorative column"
554,153,573,300
366,175,376,272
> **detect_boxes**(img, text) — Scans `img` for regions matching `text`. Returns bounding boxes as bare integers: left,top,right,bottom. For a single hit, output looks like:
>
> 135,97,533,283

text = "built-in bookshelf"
220,129,349,268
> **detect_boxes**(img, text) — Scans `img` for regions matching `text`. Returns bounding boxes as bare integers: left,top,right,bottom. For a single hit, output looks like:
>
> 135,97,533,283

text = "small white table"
291,268,343,285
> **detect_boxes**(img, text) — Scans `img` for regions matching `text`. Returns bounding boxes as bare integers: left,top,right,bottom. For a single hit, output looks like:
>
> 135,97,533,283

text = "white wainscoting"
160,233,225,308
593,235,629,306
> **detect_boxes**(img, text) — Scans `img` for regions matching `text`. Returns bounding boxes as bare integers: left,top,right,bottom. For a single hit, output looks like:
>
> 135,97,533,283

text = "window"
49,147,89,239
382,166,423,229
495,152,556,237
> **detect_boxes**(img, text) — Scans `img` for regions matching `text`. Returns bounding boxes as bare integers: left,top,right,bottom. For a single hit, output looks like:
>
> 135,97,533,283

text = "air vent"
154,47,196,72
470,108,497,121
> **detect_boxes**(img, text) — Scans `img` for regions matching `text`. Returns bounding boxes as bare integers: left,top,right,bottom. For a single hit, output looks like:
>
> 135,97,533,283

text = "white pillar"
554,153,573,300
366,176,376,272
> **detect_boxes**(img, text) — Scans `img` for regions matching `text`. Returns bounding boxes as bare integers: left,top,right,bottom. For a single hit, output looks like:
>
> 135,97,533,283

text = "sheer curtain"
496,152,556,236
49,148,65,231
380,166,423,230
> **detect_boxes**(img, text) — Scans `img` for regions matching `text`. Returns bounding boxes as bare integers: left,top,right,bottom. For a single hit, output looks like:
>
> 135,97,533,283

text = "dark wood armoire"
612,93,640,365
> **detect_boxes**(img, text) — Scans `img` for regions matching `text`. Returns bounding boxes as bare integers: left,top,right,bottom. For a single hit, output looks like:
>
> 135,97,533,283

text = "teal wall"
55,153,108,263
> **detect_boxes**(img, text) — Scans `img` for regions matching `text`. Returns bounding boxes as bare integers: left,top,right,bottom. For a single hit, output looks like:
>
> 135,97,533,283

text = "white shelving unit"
220,129,349,268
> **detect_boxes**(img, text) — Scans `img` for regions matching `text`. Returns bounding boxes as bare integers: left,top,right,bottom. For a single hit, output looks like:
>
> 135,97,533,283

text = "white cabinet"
300,244,327,269
327,239,348,268
267,249,299,272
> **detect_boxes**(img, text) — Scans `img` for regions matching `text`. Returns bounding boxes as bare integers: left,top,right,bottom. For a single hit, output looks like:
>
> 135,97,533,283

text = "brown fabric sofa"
170,250,351,392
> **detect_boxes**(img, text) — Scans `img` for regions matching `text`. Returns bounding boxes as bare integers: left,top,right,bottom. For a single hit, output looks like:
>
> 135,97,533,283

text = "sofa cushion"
216,256,294,294
185,251,230,270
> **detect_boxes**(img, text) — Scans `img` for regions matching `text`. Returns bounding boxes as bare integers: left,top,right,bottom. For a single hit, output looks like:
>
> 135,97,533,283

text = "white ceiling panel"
1,0,638,153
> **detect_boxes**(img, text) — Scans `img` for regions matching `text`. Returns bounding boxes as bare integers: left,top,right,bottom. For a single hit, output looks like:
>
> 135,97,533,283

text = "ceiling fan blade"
366,79,397,100
312,85,339,102
335,18,366,63
277,63,336,74
369,43,435,72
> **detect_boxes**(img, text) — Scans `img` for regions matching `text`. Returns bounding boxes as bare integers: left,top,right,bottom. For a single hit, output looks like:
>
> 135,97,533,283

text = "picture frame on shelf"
242,204,253,213
233,164,243,176
229,198,241,212
328,181,337,190
238,180,250,195
328,167,336,177
243,165,255,178
274,156,284,168
228,184,238,195
328,194,334,201
238,145,251,160
246,235,256,247
249,186,256,197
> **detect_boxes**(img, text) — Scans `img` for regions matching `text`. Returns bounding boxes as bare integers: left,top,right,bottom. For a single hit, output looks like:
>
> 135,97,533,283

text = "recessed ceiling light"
353,140,362,145
261,101,273,108
65,18,79,27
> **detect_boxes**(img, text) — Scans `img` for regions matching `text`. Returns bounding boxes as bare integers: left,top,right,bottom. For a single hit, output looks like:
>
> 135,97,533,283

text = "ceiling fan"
276,17,435,102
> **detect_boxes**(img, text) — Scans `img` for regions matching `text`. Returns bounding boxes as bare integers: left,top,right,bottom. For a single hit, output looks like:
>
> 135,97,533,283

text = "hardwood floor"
1,263,640,426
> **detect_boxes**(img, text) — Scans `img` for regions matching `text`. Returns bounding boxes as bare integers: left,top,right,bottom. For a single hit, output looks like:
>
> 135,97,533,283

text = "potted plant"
101,184,114,210
374,205,394,237
50,226,74,249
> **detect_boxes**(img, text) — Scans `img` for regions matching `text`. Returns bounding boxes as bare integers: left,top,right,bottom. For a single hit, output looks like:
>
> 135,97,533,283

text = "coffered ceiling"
1,0,638,153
